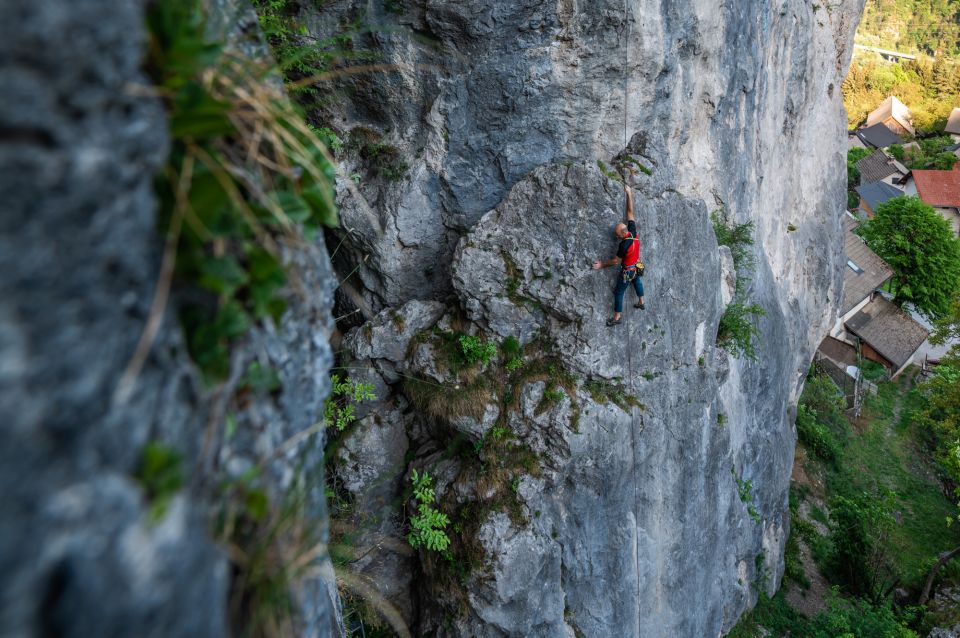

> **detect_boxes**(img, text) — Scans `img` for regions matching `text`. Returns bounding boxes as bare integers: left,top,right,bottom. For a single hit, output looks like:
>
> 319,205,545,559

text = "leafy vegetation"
889,135,959,170
250,0,362,94
145,0,338,382
796,374,850,466
324,374,377,431
711,210,766,360
829,489,898,598
732,468,762,524
458,334,498,366
857,0,960,56
407,470,451,552
728,589,919,638
843,54,960,133
856,196,960,319
134,442,184,522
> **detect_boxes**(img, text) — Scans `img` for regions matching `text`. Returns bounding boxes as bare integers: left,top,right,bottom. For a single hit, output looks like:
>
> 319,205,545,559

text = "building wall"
934,206,960,237
903,177,917,197
860,341,893,371
883,116,910,137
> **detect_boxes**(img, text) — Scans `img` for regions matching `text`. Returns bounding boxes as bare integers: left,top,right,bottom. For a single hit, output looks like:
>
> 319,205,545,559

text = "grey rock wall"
309,0,864,635
1,1,339,636
0,2,227,636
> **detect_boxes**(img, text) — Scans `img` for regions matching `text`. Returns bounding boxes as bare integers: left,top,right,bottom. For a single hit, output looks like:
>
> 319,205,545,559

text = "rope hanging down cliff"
622,4,647,634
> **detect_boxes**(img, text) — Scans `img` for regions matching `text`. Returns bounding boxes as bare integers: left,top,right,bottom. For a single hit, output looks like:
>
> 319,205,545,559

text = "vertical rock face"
315,0,863,636
0,1,339,636
0,2,227,636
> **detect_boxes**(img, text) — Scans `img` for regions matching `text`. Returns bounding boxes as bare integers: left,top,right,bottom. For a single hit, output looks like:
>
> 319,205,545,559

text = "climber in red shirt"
592,182,645,327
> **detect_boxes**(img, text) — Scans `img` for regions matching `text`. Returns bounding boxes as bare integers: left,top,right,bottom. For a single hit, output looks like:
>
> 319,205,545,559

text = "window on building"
847,260,864,274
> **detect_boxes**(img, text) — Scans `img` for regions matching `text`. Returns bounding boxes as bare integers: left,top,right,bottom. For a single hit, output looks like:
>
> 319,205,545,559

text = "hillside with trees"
858,0,960,56
844,0,960,132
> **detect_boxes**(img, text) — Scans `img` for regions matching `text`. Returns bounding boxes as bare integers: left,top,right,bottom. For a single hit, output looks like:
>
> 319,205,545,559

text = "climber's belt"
621,261,645,281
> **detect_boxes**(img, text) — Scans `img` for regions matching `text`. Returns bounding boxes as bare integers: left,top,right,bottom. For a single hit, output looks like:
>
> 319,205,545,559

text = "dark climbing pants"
613,270,644,313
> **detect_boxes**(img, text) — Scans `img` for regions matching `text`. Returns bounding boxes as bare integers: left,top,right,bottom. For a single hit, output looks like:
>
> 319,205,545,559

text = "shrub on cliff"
711,210,766,360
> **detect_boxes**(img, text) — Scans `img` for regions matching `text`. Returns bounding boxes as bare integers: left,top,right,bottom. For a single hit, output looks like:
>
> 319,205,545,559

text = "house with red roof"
904,168,960,235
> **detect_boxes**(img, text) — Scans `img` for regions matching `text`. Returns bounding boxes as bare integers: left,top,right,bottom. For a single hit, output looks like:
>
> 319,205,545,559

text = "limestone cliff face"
317,0,864,636
0,0,864,636
0,1,338,636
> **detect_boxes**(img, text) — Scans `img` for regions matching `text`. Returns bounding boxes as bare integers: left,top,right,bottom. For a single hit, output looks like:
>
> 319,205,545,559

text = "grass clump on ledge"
584,377,645,412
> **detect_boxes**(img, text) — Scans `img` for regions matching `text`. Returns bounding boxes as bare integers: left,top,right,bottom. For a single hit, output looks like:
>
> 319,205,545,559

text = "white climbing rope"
621,2,646,634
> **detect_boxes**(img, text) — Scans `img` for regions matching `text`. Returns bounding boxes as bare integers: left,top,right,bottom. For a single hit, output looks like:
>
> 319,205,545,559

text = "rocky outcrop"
0,1,339,636
311,0,863,636
0,2,226,635
0,0,864,634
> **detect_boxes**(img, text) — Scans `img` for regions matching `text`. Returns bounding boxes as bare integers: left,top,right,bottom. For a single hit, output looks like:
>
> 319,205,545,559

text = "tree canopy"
857,196,960,319
889,136,959,170
858,0,960,56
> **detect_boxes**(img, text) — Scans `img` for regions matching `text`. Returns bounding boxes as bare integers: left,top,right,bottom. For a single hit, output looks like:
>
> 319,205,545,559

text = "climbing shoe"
605,317,621,327
634,301,645,310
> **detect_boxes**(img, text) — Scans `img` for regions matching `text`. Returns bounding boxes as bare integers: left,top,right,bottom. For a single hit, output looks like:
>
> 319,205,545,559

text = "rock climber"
592,182,645,327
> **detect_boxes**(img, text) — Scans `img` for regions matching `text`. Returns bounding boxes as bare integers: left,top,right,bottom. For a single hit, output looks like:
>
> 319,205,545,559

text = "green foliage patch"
135,442,184,522
796,374,850,465
146,0,339,382
458,334,498,366
890,136,959,170
857,195,960,319
711,210,766,360
407,470,451,552
732,468,762,524
324,373,377,431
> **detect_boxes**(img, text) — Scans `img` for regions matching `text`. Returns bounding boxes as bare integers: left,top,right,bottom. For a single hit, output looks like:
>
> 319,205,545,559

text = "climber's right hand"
592,260,602,270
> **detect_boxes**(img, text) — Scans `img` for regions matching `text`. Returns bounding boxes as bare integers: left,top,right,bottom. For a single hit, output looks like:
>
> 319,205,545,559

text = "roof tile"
842,216,893,315
912,169,960,207
845,296,929,369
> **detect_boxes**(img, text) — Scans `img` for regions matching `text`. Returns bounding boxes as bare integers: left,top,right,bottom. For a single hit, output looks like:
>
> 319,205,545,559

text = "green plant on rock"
250,0,363,89
732,467,761,524
145,0,339,382
135,442,184,522
407,470,451,553
596,159,622,182
459,334,497,366
324,374,377,431
584,377,643,412
717,302,765,361
712,210,765,360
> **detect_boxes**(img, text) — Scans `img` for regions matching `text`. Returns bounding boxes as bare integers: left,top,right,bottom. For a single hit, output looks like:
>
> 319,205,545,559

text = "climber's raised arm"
594,181,646,326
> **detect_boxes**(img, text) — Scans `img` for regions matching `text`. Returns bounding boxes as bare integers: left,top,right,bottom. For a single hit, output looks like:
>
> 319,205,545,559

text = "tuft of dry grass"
403,375,492,423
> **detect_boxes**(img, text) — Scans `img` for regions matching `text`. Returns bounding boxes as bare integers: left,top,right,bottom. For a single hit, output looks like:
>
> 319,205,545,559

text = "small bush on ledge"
712,210,765,361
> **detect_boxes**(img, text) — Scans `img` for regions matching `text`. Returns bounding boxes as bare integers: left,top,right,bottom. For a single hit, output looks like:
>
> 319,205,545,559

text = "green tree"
847,147,872,185
857,196,960,319
908,354,960,604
